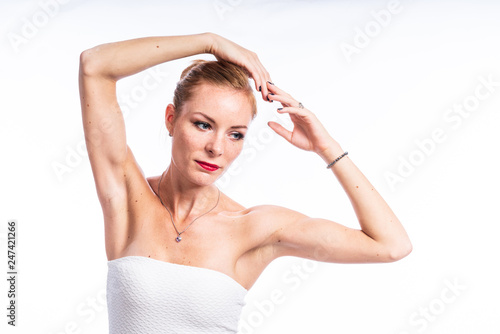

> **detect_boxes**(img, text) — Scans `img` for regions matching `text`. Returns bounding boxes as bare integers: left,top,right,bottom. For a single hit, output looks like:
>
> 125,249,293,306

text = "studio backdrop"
1,1,499,333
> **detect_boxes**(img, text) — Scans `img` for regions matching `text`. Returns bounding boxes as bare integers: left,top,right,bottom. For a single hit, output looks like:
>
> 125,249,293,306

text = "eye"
194,121,211,130
230,132,244,140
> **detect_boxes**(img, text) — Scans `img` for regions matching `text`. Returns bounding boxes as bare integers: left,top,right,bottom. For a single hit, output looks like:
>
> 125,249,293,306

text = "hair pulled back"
173,59,257,119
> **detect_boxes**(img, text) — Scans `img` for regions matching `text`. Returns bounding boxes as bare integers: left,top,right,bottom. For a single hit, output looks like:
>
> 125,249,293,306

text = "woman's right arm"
80,33,214,81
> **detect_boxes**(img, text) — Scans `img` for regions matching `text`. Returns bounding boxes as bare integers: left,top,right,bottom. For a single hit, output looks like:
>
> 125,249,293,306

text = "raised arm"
79,32,272,199
79,33,272,257
79,34,221,257
80,34,214,81
259,81,412,264
79,34,214,205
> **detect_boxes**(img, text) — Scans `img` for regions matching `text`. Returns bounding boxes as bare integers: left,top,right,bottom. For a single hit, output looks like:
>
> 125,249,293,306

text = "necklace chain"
157,169,220,243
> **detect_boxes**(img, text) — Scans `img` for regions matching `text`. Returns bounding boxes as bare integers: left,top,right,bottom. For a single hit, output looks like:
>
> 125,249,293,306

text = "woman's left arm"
263,81,412,263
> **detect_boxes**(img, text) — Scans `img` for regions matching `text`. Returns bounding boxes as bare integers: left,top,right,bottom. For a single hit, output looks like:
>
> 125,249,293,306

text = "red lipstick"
196,160,220,171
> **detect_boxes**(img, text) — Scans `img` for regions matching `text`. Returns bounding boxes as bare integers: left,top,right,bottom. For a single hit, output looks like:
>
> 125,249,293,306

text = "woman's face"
166,82,254,186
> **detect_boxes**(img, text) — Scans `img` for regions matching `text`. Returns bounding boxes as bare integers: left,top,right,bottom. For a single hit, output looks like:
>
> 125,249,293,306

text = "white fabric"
106,255,248,334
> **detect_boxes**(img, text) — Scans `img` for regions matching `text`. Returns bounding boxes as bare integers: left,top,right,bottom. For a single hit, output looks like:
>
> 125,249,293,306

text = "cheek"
226,141,244,160
183,133,202,149
174,124,202,149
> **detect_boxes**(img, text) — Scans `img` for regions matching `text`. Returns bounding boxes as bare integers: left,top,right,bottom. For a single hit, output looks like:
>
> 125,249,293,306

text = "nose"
206,133,224,156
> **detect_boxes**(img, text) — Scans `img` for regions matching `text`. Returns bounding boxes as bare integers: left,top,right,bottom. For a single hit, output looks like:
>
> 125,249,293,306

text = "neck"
158,162,220,225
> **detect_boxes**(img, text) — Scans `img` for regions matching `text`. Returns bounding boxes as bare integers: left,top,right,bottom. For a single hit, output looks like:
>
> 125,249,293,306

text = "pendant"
176,235,182,242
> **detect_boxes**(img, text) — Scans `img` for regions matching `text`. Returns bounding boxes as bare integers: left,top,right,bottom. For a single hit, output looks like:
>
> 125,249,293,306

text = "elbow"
79,48,102,77
386,240,413,262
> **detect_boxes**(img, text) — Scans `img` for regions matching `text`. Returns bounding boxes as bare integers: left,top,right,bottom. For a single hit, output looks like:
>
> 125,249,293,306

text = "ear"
165,103,176,134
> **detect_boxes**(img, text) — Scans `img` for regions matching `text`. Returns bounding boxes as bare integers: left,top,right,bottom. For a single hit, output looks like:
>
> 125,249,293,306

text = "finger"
251,71,272,102
251,56,272,101
266,81,281,99
261,76,272,102
266,81,292,99
259,77,269,101
270,94,303,109
257,70,269,101
254,76,269,102
267,93,290,107
277,106,309,117
252,69,268,102
247,64,263,96
268,121,293,143
253,57,271,101
239,55,266,100
266,81,277,102
259,76,269,101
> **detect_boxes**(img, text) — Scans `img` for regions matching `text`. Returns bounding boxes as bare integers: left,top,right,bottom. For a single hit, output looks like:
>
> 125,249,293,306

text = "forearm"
319,143,412,254
79,32,214,80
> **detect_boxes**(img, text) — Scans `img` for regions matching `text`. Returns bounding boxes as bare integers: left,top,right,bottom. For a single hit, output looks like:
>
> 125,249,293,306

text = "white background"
1,0,499,333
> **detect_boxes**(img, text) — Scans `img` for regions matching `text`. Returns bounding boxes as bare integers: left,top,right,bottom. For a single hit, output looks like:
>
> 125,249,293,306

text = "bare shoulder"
239,204,309,246
246,204,308,224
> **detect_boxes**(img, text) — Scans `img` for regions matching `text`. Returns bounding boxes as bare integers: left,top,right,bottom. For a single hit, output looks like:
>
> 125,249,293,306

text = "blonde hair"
173,59,257,119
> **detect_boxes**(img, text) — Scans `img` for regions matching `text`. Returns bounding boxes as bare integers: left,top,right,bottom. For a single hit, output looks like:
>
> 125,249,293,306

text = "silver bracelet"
326,151,348,169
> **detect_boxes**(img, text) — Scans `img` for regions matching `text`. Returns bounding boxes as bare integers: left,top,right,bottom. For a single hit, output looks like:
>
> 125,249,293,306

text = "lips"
195,160,220,171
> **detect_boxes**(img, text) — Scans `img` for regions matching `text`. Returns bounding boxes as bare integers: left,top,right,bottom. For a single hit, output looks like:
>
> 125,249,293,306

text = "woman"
79,32,412,333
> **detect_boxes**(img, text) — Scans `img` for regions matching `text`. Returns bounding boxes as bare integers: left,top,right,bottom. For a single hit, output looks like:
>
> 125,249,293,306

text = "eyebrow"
194,112,248,129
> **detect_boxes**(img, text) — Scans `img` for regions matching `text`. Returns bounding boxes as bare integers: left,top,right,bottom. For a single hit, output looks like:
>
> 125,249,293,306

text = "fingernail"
267,81,274,85
259,86,261,92
278,107,283,111
267,96,269,101
269,92,275,95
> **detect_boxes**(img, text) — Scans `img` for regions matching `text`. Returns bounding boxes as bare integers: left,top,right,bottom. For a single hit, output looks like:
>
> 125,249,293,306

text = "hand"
207,33,272,102
266,81,339,156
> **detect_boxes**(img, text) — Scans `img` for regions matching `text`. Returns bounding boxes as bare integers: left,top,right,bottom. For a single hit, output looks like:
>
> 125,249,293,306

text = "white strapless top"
106,256,248,334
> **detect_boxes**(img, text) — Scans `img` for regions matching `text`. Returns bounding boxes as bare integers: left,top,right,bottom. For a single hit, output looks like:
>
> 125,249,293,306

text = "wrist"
203,32,217,54
318,141,345,165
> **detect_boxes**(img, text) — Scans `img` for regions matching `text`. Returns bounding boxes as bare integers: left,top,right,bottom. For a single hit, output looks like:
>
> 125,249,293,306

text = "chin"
187,167,223,187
